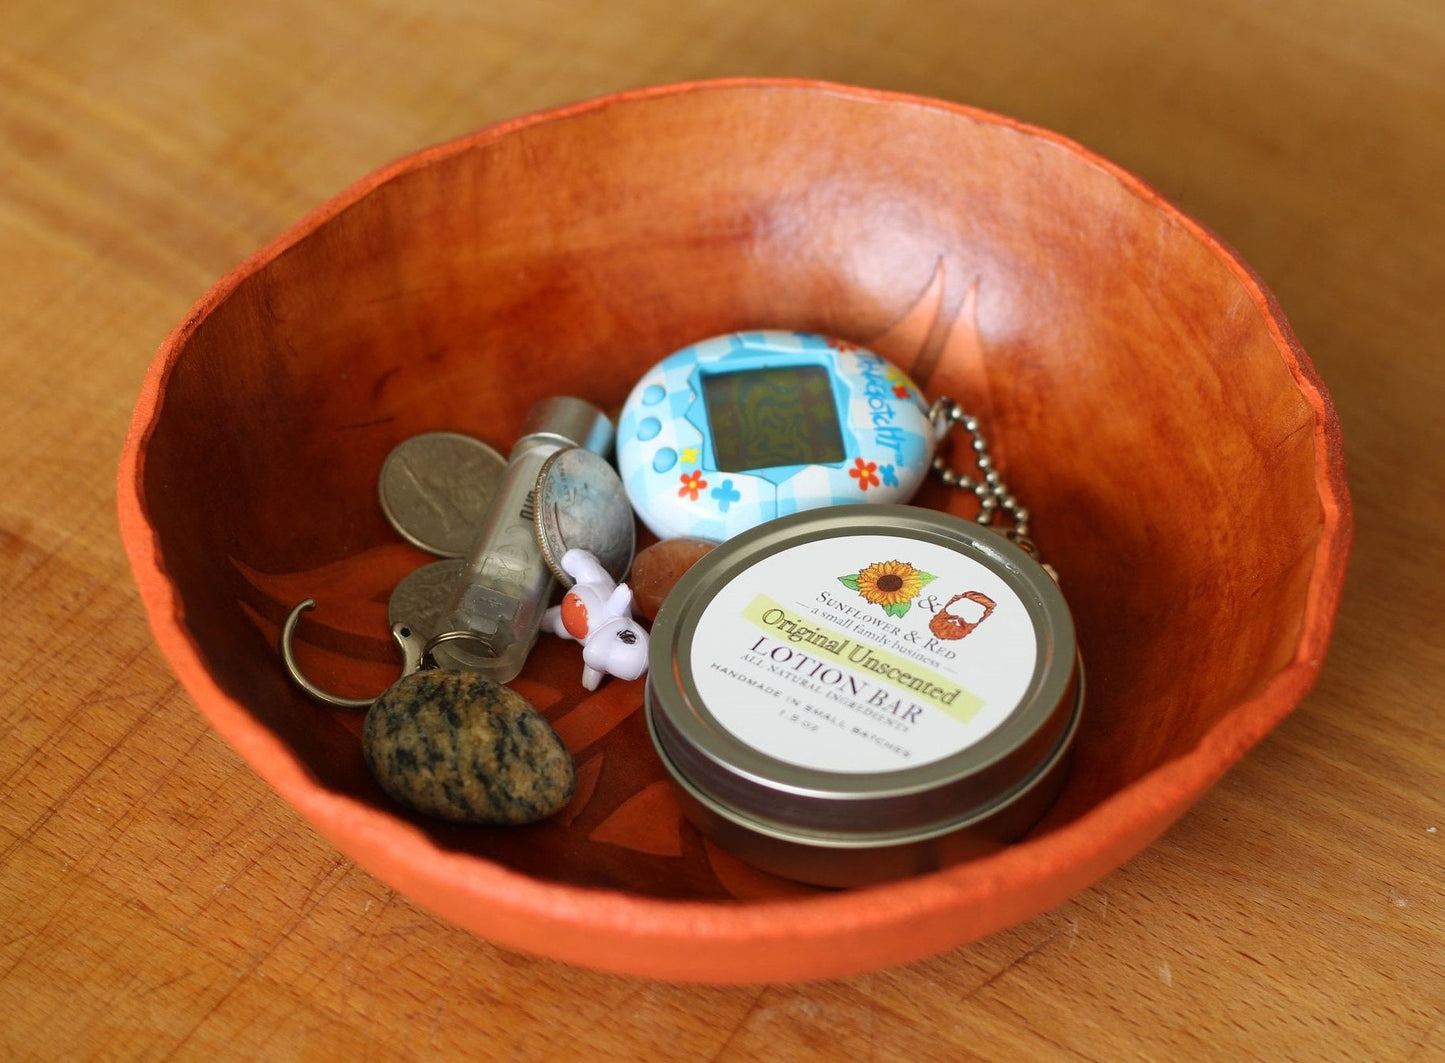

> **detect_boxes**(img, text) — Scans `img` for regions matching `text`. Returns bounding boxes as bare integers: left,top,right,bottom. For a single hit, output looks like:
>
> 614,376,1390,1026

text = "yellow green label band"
742,595,984,723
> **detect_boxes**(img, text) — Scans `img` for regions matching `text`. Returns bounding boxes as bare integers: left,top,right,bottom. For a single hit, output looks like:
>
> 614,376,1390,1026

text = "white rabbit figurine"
543,548,650,690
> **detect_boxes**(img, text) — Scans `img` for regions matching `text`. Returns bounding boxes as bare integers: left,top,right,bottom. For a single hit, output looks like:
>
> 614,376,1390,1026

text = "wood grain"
1,0,1441,1058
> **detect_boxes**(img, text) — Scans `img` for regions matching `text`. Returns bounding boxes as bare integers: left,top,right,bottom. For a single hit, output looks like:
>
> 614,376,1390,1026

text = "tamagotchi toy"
617,331,937,541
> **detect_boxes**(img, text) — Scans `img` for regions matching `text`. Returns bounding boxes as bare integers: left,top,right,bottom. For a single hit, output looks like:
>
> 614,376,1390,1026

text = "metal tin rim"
647,662,1083,849
646,504,1080,837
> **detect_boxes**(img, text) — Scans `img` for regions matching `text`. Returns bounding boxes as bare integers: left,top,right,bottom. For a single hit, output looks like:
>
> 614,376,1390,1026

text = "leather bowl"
119,79,1351,982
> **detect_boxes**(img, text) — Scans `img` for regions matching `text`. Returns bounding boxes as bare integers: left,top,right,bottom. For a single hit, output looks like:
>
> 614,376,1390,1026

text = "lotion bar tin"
645,504,1082,887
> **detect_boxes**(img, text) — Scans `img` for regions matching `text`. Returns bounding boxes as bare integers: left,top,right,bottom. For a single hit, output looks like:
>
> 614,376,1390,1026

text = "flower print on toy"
543,548,650,690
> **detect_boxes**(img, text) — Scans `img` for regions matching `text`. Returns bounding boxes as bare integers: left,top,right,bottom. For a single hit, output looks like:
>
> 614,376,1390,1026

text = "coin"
387,558,467,643
533,447,636,586
378,432,506,557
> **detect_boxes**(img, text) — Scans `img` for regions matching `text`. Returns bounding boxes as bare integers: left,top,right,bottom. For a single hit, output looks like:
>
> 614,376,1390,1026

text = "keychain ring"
421,629,496,660
279,599,426,709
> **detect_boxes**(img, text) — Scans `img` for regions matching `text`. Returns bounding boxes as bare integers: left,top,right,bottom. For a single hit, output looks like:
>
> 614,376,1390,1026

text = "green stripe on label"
742,595,984,723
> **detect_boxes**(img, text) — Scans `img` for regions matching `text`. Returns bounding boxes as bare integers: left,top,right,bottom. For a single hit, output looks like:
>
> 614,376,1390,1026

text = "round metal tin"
644,504,1081,887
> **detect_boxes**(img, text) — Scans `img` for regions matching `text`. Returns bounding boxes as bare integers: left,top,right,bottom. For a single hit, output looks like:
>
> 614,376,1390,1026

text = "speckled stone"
631,537,716,620
362,670,575,825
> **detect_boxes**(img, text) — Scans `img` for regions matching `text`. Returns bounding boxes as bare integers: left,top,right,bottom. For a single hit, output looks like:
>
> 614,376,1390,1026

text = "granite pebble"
362,670,575,825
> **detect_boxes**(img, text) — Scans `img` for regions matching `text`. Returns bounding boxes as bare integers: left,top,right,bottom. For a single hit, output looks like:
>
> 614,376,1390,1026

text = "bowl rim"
116,76,1353,983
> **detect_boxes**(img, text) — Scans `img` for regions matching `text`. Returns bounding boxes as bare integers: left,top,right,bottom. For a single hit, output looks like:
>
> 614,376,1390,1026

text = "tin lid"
646,504,1079,842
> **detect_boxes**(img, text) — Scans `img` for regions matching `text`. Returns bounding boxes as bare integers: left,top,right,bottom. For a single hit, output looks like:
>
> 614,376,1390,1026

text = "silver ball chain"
927,397,1038,558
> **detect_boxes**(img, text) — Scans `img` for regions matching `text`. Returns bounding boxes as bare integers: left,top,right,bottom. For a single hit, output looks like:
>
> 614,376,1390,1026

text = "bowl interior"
125,81,1346,973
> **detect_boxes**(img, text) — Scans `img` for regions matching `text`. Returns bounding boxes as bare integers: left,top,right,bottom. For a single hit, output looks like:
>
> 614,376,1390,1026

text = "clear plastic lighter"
430,397,614,681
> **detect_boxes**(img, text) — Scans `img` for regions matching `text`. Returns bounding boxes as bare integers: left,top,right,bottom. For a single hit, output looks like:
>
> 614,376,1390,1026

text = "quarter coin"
533,446,636,586
378,432,506,557
387,558,467,644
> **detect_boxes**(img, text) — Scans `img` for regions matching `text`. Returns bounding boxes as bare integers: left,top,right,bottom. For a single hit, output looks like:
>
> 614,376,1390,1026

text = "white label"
689,534,1038,773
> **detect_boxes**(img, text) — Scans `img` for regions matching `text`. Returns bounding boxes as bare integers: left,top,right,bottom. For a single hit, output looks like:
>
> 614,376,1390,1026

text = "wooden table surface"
3,0,1441,1058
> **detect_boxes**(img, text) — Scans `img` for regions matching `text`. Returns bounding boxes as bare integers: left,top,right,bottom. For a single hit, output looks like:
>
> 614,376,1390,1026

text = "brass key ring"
279,599,494,709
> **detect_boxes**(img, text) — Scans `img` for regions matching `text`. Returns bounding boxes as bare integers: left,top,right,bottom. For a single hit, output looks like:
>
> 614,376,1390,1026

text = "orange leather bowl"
118,79,1351,983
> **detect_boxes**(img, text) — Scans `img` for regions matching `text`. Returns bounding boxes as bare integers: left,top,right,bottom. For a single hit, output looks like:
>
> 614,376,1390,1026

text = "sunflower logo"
838,559,937,618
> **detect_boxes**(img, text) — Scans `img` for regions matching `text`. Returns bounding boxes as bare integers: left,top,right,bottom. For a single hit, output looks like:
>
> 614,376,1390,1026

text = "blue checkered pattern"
618,332,933,541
